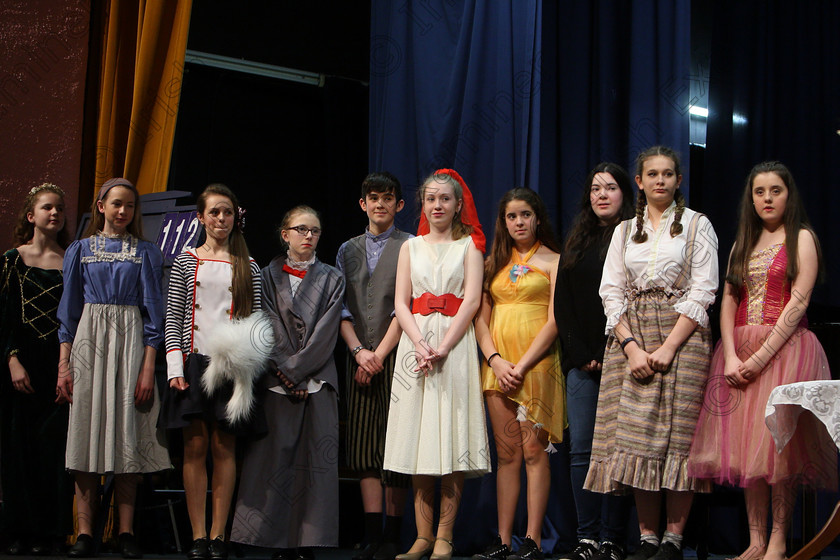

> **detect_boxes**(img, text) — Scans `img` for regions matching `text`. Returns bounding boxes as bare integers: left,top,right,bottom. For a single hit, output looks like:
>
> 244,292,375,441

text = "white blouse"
599,202,719,334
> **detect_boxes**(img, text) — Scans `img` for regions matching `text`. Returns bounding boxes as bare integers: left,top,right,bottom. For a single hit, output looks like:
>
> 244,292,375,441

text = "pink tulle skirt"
688,325,836,488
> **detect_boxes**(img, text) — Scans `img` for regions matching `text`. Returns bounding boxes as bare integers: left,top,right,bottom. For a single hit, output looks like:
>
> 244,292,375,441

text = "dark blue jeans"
566,367,630,543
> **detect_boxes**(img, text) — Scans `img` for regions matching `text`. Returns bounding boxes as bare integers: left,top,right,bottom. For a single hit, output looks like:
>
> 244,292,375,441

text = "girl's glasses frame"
286,225,322,237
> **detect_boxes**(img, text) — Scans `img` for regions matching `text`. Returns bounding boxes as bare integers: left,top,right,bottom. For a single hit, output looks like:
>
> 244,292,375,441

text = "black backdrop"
168,2,372,267
702,0,840,311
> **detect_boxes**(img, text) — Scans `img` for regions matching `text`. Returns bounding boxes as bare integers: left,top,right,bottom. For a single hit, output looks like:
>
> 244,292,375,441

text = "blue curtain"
547,0,691,233
369,0,691,555
369,0,543,238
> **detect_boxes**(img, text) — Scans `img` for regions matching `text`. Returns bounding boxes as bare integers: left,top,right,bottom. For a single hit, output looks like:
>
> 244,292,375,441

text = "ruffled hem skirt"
584,291,712,494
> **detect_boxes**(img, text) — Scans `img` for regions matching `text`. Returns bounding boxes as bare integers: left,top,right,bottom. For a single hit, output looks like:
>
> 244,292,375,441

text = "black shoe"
373,541,398,560
118,533,142,559
208,537,228,560
626,542,659,560
650,543,681,560
508,538,543,560
472,535,510,560
272,549,297,560
354,542,380,560
6,539,27,556
594,542,625,560
30,539,55,556
68,534,96,558
557,541,599,560
187,538,210,560
298,548,315,560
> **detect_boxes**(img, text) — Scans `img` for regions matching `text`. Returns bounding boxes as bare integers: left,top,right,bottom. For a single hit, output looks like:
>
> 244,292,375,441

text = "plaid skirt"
584,290,712,494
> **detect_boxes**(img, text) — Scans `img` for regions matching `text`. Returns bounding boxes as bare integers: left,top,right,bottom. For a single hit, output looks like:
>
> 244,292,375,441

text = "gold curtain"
94,0,192,194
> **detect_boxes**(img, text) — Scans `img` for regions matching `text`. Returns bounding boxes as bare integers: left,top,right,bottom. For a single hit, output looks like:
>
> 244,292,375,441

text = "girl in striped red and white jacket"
159,183,263,560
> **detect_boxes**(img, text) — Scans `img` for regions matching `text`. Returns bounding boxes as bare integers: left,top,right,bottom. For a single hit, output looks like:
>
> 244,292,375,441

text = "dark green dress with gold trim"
0,248,72,541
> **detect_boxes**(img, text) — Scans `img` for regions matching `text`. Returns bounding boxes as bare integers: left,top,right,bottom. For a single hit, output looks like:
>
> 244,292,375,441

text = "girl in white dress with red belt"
384,169,490,560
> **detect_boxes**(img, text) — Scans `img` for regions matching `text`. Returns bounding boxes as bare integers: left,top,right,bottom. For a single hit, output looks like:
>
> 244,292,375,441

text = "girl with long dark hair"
555,164,634,560
473,187,562,560
689,162,836,560
160,184,262,560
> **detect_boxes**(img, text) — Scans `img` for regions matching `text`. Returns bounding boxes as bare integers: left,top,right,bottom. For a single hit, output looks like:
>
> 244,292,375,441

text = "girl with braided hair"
584,147,719,560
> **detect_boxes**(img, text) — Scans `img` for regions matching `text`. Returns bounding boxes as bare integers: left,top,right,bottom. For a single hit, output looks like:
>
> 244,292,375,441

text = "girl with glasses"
231,205,345,560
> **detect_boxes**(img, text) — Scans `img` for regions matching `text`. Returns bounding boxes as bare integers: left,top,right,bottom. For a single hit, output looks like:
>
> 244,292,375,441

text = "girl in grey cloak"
231,206,344,560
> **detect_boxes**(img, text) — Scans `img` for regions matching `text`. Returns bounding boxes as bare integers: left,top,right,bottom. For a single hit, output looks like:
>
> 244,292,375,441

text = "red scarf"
282,264,307,279
416,168,485,253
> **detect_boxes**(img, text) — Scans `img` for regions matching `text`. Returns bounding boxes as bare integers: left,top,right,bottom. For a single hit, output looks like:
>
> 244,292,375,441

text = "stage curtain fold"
94,0,192,194
369,0,543,240
548,0,691,233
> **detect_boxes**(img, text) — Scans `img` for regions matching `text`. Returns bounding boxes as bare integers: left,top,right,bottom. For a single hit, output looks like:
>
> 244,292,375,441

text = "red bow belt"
411,292,463,316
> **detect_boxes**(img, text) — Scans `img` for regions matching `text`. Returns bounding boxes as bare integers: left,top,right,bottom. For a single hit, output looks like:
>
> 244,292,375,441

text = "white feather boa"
201,310,274,424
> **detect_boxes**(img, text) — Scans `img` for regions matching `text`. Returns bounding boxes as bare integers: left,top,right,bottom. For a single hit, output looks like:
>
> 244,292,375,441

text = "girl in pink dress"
688,161,836,560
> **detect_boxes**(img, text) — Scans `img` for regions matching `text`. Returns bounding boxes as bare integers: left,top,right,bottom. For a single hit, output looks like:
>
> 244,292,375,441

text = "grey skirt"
65,304,170,474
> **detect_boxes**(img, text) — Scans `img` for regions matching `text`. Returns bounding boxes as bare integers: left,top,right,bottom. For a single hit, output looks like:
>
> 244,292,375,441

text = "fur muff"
202,310,274,423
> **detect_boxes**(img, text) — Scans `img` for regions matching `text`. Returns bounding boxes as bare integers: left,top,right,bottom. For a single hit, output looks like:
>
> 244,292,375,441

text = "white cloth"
765,380,840,453
383,236,490,477
191,258,234,360
286,251,316,298
268,379,324,395
599,203,718,334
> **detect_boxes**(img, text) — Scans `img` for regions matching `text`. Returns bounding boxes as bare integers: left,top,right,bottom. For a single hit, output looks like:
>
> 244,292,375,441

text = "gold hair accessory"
28,183,64,197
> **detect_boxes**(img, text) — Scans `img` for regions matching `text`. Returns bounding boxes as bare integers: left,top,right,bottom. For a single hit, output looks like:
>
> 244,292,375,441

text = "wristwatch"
352,345,364,356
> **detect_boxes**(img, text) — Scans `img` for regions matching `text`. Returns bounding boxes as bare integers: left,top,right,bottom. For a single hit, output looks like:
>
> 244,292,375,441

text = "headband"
417,168,486,253
97,177,137,201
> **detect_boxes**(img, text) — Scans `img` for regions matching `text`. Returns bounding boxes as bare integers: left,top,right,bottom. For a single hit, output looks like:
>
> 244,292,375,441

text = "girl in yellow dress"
474,188,564,560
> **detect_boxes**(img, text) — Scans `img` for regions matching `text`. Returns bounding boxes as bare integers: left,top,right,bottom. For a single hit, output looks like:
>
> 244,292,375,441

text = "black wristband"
487,352,501,366
619,337,637,351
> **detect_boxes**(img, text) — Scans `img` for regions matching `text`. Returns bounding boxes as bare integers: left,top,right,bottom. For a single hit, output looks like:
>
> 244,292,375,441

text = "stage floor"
2,551,839,560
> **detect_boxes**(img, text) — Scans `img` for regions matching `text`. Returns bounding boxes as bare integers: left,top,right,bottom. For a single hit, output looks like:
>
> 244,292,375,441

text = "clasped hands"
277,370,308,400
626,342,677,380
489,356,524,393
354,348,384,387
412,341,450,376
723,354,763,387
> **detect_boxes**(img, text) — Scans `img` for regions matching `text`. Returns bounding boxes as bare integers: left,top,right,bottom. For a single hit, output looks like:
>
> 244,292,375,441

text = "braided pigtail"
632,190,648,243
670,190,685,237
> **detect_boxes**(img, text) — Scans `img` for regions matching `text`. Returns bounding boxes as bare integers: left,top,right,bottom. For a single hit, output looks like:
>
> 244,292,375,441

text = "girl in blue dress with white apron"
57,178,169,558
